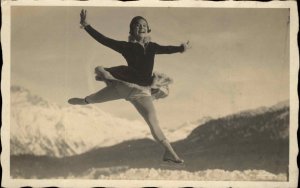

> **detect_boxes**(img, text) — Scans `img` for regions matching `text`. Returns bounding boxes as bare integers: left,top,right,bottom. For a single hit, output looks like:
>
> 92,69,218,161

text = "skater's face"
132,19,149,39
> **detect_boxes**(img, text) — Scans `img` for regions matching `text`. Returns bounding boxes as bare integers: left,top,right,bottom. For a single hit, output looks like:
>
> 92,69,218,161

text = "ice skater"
69,9,191,164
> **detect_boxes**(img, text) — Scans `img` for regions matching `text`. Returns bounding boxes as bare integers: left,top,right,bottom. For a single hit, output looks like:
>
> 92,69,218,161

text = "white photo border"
1,1,298,187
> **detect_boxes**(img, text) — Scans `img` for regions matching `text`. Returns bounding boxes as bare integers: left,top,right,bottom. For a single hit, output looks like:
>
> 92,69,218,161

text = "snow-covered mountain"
10,86,200,157
228,100,289,118
167,117,212,141
10,85,289,160
10,86,290,180
185,101,289,145
10,86,154,157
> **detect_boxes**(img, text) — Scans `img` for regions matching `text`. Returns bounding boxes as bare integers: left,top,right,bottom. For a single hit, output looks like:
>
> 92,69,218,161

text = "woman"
69,10,191,163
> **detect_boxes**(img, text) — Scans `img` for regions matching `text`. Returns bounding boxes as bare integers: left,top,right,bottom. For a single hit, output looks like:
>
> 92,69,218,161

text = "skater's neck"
128,35,151,45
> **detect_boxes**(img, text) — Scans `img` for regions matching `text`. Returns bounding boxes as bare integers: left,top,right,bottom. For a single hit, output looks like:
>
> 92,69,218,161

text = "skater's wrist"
80,22,90,29
180,43,188,53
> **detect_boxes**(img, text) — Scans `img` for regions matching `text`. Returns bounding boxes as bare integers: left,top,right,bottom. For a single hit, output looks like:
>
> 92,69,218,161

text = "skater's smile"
133,19,149,39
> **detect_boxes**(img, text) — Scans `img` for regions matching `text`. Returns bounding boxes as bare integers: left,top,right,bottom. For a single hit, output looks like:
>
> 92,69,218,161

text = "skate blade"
160,161,186,168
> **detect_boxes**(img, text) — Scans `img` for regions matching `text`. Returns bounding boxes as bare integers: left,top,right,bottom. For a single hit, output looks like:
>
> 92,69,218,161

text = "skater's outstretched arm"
154,41,191,54
80,9,127,54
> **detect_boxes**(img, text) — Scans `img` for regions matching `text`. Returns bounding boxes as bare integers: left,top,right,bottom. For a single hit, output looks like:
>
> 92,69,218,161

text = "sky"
10,6,290,128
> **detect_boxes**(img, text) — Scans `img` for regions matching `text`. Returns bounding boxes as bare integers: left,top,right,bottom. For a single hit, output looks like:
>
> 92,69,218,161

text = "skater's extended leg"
68,85,122,105
130,96,183,163
130,96,165,141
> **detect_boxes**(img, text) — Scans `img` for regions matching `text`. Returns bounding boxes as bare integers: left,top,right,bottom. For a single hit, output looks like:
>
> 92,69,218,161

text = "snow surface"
12,167,285,181
78,168,287,181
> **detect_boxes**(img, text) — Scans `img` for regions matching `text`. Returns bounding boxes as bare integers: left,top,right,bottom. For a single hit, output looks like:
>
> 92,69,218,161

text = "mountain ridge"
10,85,289,160
10,85,289,179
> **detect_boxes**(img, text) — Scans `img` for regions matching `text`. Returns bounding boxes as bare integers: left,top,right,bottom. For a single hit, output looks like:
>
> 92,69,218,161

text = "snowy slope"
185,102,289,146
10,85,289,160
10,86,153,157
10,86,290,180
167,117,212,141
10,86,200,157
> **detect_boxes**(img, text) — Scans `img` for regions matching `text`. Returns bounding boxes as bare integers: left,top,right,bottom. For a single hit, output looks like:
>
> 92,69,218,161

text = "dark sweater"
85,25,184,86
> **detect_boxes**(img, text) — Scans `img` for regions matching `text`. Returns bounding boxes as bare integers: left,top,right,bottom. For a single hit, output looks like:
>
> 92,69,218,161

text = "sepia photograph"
1,1,298,187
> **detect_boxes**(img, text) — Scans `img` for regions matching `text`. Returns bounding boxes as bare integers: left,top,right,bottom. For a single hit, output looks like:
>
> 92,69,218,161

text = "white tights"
85,85,167,142
75,81,182,161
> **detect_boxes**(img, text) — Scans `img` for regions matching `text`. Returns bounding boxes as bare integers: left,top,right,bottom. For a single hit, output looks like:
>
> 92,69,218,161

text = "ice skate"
68,97,89,105
160,153,185,168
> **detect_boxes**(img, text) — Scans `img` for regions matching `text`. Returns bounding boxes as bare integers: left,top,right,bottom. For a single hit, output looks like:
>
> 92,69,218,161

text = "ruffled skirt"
94,66,173,100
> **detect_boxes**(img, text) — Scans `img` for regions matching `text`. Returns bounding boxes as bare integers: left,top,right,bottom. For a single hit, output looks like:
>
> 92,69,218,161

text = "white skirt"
94,66,173,100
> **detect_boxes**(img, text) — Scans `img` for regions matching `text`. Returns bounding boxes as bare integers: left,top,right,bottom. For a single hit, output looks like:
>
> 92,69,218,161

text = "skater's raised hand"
80,9,89,28
182,40,192,52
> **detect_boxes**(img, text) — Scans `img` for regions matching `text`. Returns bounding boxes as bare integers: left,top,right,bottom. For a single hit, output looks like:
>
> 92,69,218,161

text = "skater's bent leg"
68,85,122,105
130,97,183,163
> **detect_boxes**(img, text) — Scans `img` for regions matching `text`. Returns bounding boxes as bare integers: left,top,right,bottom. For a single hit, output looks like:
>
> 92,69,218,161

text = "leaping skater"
68,9,191,164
